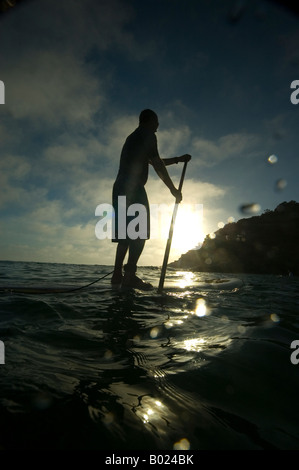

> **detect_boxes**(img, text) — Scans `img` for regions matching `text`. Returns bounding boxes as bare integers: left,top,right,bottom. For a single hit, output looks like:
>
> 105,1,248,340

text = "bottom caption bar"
101,452,199,467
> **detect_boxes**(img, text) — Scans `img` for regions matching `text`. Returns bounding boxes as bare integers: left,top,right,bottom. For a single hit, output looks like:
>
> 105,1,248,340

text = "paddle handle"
178,160,188,192
158,161,188,293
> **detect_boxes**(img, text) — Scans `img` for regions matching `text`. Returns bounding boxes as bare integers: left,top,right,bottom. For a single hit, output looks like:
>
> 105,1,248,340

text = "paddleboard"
0,277,243,295
163,277,244,291
112,276,244,293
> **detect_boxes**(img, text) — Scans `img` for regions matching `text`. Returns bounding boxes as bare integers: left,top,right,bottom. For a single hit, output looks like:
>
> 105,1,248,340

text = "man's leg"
126,239,145,271
111,241,128,284
123,239,153,290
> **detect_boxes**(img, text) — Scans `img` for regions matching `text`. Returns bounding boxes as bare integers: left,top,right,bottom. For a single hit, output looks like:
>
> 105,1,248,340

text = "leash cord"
65,270,115,292
0,270,115,294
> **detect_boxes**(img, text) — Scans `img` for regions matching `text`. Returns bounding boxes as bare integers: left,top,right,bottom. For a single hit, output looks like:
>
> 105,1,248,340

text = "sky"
0,0,299,267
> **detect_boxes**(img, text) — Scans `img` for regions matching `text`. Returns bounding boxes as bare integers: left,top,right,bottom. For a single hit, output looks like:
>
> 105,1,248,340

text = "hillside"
169,201,299,275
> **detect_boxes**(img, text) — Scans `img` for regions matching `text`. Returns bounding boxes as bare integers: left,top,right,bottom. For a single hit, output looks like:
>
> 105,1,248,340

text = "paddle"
158,160,188,293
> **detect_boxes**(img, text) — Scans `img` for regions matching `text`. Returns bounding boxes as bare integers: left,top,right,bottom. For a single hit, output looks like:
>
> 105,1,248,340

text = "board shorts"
112,180,150,243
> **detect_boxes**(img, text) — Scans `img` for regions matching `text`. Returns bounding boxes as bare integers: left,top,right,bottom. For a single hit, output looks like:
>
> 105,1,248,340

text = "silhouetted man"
112,109,191,290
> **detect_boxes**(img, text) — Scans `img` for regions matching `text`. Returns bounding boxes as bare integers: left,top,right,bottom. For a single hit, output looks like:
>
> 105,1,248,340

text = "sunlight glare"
164,316,188,329
184,337,205,352
176,271,194,288
194,298,209,317
172,204,204,255
135,396,166,426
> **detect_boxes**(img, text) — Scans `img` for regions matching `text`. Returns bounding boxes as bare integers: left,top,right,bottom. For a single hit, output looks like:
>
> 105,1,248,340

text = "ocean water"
0,260,298,451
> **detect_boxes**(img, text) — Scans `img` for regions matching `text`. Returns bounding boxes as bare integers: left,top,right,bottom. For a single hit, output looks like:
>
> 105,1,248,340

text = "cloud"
158,125,191,158
2,0,294,268
4,49,103,127
190,132,260,167
71,176,115,220
0,157,227,265
101,114,139,164
40,112,138,180
0,183,108,265
0,154,31,181
279,30,299,68
0,216,103,265
0,0,136,56
0,0,151,131
0,153,46,209
147,175,226,206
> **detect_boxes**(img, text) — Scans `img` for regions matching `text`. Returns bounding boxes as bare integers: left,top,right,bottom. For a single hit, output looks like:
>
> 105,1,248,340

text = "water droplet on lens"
239,203,261,215
270,313,280,323
268,154,278,164
173,438,190,450
150,327,159,339
275,178,287,191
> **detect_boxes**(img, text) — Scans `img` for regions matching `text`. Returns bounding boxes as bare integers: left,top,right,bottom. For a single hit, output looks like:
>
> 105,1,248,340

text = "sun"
171,204,205,255
150,201,205,260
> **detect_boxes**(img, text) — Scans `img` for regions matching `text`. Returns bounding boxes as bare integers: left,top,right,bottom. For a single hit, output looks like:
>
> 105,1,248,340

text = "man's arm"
150,156,182,203
162,154,191,166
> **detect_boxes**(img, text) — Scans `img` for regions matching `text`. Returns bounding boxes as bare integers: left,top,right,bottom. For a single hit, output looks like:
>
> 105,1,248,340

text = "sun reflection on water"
142,399,163,423
194,297,210,317
164,316,188,329
175,271,195,288
129,393,192,450
183,337,205,352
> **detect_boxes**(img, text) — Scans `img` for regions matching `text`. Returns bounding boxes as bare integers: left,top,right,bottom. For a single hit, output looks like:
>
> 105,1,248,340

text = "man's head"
139,109,159,132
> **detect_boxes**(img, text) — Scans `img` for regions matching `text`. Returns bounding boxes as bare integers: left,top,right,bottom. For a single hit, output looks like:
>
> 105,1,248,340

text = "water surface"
0,261,298,450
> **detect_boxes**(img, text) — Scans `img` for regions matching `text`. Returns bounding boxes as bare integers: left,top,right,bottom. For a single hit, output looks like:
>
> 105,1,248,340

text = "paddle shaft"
158,161,188,293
